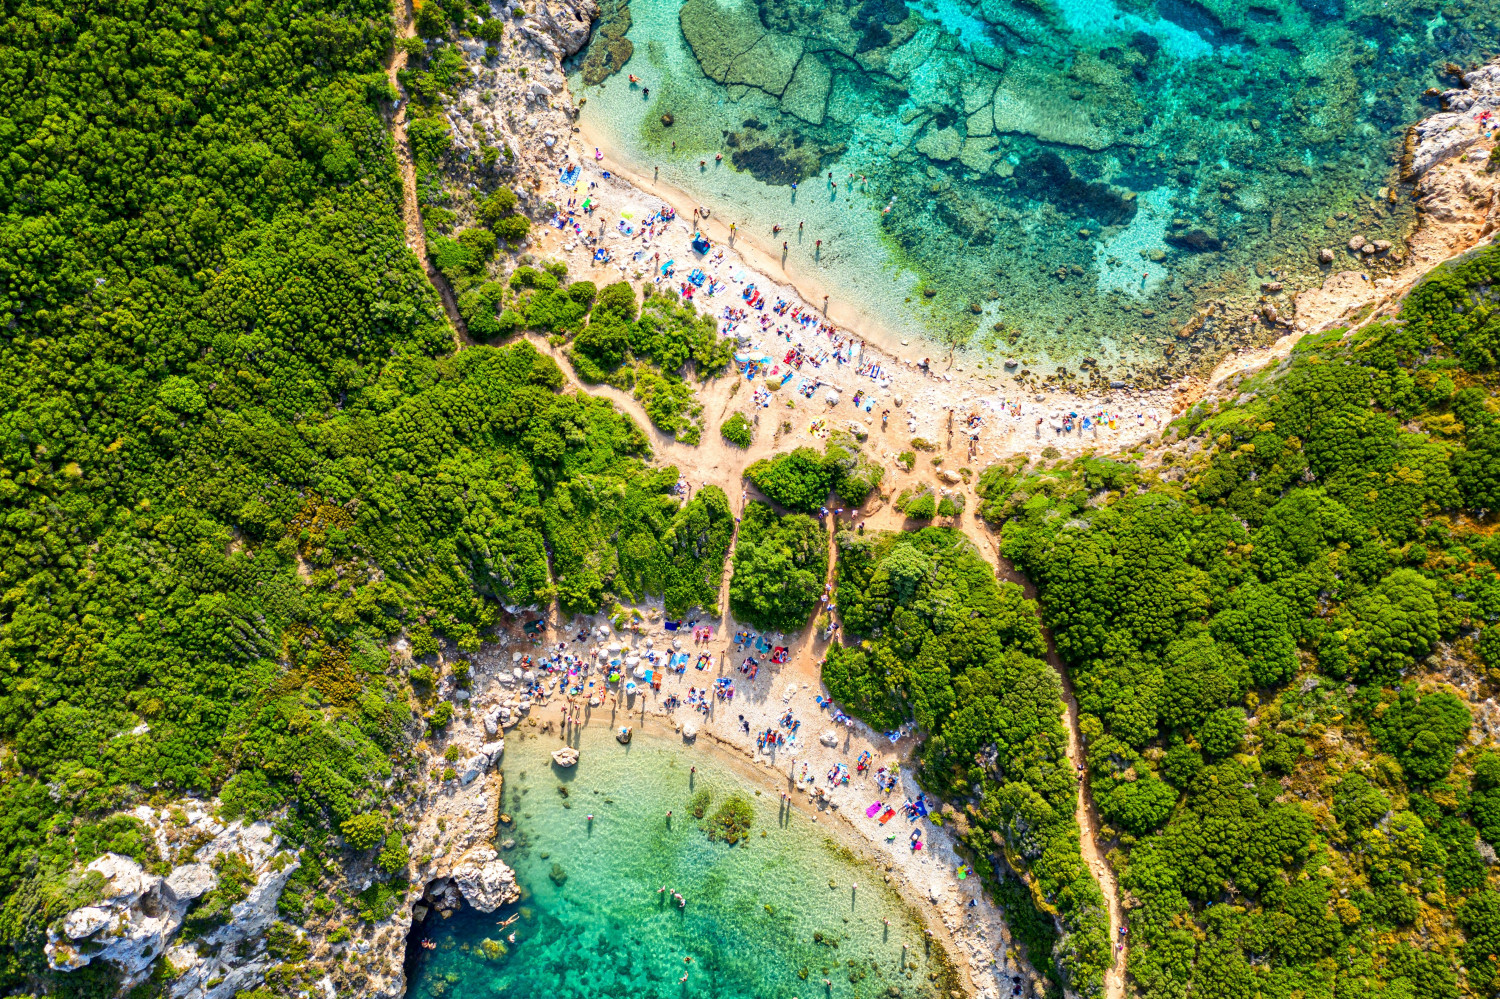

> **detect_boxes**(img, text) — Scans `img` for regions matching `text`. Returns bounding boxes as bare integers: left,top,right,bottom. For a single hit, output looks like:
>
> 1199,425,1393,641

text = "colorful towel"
878,809,896,824
865,802,883,818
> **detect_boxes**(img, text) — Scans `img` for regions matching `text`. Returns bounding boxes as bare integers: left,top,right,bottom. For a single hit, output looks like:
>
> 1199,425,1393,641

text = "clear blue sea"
404,726,959,999
569,0,1500,380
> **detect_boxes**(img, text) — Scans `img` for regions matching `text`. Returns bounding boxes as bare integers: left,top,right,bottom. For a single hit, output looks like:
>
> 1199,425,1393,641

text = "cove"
569,0,1500,377
404,725,962,999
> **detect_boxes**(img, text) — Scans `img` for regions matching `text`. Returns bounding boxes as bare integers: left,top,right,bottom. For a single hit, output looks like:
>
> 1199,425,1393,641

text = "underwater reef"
584,0,1500,377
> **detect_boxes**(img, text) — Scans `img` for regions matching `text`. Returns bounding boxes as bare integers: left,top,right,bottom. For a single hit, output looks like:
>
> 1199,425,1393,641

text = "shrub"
377,836,410,875
340,813,385,850
721,412,754,448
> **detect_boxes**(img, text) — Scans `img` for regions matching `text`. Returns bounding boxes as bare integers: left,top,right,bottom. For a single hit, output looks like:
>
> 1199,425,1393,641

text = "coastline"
489,627,1034,999
572,112,929,363
505,716,984,992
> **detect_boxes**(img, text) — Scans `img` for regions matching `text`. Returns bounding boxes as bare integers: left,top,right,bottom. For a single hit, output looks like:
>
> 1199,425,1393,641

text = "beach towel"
878,809,896,824
664,620,680,631
865,802,883,818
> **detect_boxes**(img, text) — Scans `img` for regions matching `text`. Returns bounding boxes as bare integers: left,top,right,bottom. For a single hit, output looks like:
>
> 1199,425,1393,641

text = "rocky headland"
36,4,1500,999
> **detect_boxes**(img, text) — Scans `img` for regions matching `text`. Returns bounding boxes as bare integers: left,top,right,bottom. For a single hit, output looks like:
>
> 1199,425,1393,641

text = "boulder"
450,848,522,913
681,722,698,740
551,746,579,767
819,730,839,748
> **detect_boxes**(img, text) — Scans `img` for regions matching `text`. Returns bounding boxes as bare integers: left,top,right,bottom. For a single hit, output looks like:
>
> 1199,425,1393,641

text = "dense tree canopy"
0,1,733,992
727,502,826,632
827,528,1109,993
989,295,1500,998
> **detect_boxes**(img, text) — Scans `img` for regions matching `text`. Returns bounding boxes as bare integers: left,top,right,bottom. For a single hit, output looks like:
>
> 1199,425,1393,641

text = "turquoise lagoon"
404,726,962,999
569,0,1500,381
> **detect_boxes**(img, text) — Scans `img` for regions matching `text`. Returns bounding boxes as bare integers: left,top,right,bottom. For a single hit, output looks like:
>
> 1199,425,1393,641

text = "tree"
728,503,827,632
1198,707,1246,759
341,813,385,851
745,448,835,512
1372,687,1471,783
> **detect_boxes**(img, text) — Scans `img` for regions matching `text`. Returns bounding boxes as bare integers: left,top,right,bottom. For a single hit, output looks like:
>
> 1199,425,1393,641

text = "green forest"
826,527,1110,988
7,1,1500,999
972,243,1500,998
0,0,730,993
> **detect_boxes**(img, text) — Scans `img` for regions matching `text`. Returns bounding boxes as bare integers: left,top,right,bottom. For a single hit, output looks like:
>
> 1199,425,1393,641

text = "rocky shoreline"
36,4,1500,998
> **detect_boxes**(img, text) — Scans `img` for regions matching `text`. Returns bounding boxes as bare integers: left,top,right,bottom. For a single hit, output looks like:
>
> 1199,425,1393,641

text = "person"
643,87,649,97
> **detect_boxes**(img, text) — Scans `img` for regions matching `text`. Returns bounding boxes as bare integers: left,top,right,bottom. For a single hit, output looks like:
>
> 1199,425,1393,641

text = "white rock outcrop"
448,847,522,912
1408,61,1500,178
46,815,295,999
519,0,597,57
551,746,579,767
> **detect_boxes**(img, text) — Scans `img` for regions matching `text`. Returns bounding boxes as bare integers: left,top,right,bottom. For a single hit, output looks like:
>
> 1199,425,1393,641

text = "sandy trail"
386,0,468,343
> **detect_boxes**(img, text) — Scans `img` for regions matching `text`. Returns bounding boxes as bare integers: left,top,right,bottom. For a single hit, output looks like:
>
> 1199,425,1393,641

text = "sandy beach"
474,599,1039,999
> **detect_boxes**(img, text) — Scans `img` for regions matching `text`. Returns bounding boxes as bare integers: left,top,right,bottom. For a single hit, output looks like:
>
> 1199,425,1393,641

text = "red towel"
878,809,896,824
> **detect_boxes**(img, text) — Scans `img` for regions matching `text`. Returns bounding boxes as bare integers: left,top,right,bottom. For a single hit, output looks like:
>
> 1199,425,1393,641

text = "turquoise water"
569,0,1500,381
405,727,959,999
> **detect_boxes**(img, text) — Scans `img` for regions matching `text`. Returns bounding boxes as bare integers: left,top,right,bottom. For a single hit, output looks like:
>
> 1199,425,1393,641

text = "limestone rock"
48,816,295,999
1406,60,1500,178
519,0,597,58
959,137,999,173
819,730,839,748
780,53,832,125
449,847,522,913
681,722,699,740
551,746,579,767
916,126,963,162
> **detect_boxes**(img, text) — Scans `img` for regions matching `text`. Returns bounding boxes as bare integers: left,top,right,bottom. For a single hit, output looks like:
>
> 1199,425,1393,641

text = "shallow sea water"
568,0,1500,378
405,727,958,999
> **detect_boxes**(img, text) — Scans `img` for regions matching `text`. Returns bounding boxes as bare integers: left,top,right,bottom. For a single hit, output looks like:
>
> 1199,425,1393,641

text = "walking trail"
384,0,468,343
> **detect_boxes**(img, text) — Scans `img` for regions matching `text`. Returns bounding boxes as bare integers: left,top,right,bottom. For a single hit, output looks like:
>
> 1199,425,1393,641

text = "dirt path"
976,529,1127,999
384,0,468,344
828,486,1129,997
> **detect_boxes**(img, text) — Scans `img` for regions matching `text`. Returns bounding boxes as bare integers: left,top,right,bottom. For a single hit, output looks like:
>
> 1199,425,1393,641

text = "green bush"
377,836,410,875
728,502,827,631
340,813,385,851
721,412,754,448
